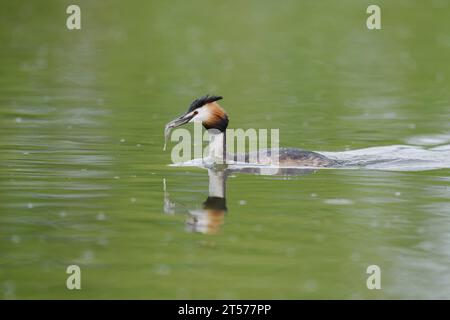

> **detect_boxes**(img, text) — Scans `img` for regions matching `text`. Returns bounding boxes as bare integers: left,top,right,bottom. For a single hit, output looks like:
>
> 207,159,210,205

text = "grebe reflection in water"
163,167,315,234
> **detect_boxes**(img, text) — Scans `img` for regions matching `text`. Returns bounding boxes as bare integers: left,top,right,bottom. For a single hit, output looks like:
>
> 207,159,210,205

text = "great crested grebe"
165,95,335,167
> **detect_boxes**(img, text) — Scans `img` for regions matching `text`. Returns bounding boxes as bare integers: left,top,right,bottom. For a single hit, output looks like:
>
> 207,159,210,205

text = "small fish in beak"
163,112,195,151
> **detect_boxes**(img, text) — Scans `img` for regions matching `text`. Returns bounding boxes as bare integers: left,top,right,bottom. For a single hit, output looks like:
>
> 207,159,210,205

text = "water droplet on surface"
80,250,95,263
303,280,318,292
96,212,106,221
97,237,109,246
324,199,354,205
286,247,296,257
154,264,171,276
11,235,21,244
350,252,361,262
2,281,16,299
253,224,263,232
314,234,325,242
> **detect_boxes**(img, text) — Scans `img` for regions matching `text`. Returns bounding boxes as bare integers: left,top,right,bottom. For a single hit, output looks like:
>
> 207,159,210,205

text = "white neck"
207,130,226,164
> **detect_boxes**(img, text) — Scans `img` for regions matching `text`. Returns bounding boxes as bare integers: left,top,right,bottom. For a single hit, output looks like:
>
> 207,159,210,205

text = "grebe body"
165,95,335,167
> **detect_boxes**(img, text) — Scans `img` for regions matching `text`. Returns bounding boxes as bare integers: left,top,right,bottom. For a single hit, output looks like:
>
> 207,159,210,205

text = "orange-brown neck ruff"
202,102,229,132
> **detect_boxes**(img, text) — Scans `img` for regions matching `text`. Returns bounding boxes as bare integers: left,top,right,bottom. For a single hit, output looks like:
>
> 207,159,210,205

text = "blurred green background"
0,0,449,299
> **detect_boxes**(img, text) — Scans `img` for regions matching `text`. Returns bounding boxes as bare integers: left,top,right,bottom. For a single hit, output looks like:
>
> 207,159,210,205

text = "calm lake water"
1,1,450,299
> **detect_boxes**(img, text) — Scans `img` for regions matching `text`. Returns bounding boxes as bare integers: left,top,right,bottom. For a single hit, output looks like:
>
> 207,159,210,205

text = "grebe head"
166,95,229,132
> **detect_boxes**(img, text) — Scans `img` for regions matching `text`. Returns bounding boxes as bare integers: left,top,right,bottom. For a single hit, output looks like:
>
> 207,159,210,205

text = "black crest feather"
188,95,223,112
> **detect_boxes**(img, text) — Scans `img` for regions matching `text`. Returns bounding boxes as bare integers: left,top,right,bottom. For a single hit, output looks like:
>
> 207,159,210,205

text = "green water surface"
1,0,450,299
